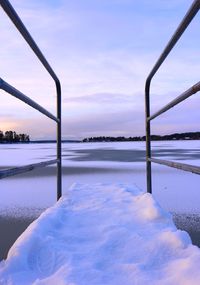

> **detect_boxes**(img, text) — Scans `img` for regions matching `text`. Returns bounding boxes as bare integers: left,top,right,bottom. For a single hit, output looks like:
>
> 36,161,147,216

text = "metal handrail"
148,81,200,122
145,0,200,193
0,79,59,122
0,0,62,200
0,160,58,180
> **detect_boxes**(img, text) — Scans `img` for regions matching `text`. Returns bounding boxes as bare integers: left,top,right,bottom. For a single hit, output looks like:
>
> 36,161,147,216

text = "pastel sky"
0,0,200,140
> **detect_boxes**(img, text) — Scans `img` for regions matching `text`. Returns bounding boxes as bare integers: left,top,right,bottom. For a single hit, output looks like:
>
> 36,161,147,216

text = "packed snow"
1,183,200,284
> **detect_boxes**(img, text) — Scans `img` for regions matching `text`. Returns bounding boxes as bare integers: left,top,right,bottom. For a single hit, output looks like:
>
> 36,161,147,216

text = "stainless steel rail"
0,0,62,200
150,158,200,176
0,160,58,180
148,81,200,122
0,78,59,123
145,0,200,193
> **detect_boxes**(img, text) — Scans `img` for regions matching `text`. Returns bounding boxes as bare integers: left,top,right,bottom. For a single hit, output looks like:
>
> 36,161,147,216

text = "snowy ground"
1,183,200,285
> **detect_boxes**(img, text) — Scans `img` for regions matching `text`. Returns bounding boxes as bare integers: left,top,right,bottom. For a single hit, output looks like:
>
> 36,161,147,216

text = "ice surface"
1,183,200,284
1,141,200,213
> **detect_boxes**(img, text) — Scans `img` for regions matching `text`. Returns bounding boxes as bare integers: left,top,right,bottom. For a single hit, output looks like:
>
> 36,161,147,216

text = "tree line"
83,132,200,142
0,130,30,143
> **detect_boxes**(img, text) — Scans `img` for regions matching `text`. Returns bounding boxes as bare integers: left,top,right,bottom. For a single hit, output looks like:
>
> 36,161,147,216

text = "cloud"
61,107,145,139
2,89,199,141
1,0,200,139
65,92,138,105
0,116,23,131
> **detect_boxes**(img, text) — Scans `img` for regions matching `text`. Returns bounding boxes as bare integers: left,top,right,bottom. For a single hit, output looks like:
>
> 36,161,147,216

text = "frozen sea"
0,140,200,259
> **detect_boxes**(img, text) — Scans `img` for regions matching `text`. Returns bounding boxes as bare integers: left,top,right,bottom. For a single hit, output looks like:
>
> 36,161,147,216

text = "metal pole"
145,79,152,194
150,157,200,175
148,81,200,121
0,0,59,83
56,81,62,200
0,78,58,123
0,160,58,179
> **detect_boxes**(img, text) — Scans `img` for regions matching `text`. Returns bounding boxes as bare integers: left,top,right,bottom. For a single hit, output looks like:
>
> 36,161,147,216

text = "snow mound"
1,183,200,284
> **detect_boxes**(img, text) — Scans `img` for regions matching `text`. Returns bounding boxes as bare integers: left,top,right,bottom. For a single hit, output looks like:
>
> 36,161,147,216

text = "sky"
0,0,200,140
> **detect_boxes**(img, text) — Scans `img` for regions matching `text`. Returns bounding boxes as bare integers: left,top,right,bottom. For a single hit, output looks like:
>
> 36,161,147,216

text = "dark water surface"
0,216,35,260
173,213,200,248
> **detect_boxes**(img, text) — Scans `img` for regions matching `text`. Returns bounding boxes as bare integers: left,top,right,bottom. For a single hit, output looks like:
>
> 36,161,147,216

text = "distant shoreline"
0,140,81,144
1,131,200,144
83,132,200,143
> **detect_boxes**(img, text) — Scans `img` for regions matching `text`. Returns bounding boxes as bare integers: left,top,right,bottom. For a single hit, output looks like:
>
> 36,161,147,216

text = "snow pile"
1,183,200,284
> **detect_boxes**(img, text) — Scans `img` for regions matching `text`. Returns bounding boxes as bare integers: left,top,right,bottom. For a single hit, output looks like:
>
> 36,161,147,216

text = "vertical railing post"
145,78,152,194
56,80,62,200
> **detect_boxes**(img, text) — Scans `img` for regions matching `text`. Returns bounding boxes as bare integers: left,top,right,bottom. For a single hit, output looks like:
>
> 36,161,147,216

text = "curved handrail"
145,0,200,193
0,0,62,200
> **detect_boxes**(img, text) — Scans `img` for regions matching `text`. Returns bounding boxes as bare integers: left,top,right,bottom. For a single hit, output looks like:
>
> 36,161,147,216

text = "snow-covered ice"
1,140,200,213
1,183,200,285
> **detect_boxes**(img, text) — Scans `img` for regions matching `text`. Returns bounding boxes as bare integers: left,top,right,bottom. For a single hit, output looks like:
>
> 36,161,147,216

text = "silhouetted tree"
82,132,200,142
0,131,3,141
0,130,30,143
